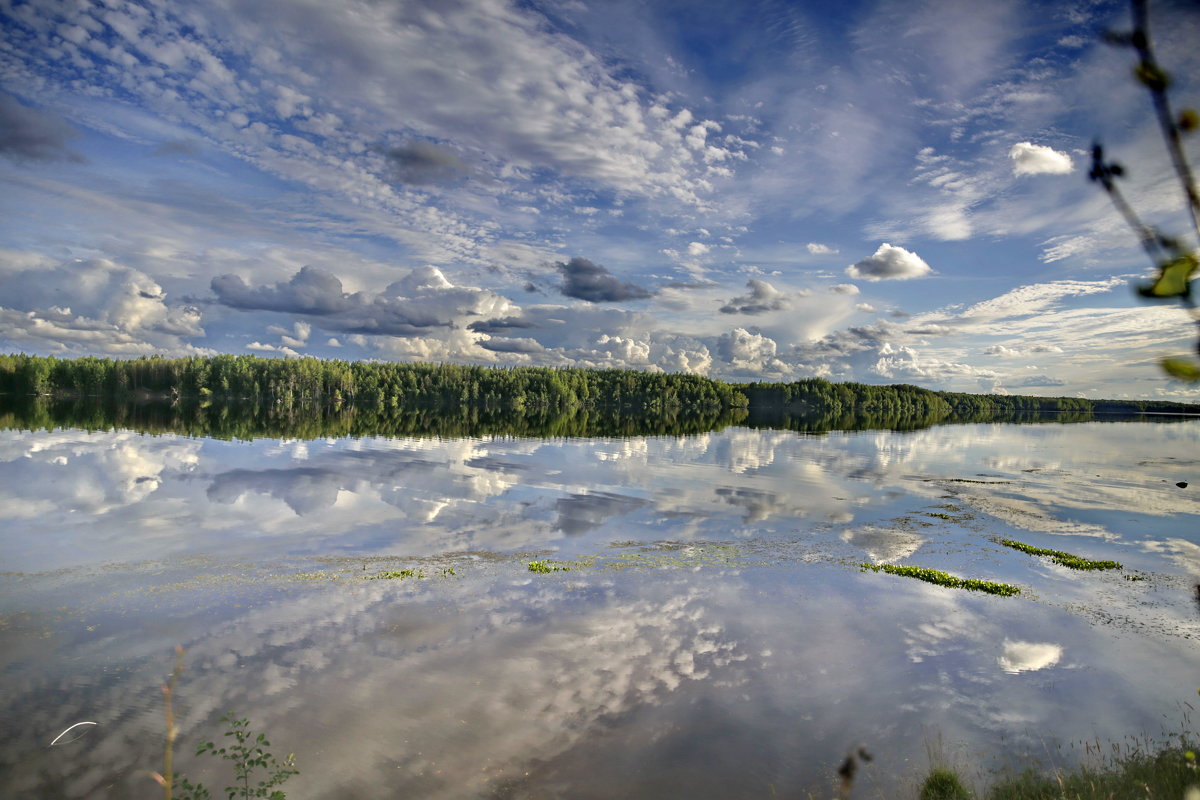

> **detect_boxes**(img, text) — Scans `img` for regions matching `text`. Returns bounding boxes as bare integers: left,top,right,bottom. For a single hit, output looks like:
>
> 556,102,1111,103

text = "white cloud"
0,253,205,355
806,242,837,255
830,284,859,295
1009,142,1074,176
846,244,933,281
714,328,787,375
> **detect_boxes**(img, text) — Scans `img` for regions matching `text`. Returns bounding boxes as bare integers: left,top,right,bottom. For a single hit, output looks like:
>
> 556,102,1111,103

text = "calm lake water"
1,419,1198,798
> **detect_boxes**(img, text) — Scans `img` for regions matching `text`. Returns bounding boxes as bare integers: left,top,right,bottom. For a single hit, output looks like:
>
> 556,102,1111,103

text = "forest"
0,353,1197,424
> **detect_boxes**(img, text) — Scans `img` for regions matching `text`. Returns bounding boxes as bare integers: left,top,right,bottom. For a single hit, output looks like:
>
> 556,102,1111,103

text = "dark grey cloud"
0,93,81,162
556,257,654,303
382,141,469,185
1019,376,1066,387
478,337,545,354
719,279,790,315
468,316,537,333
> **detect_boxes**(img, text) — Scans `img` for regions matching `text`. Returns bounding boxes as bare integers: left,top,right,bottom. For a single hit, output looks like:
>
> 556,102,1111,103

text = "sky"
1,0,1198,399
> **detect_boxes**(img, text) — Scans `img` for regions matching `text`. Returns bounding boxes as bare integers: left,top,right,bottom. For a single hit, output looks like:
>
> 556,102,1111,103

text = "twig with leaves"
152,648,298,800
1091,0,1200,380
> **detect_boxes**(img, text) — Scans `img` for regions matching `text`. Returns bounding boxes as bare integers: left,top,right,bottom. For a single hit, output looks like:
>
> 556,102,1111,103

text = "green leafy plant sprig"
1092,0,1200,380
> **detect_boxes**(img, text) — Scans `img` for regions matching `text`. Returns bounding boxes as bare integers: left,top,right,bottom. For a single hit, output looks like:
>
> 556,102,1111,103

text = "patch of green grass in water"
528,560,570,573
861,563,1020,596
997,538,1123,571
527,543,756,575
367,567,426,580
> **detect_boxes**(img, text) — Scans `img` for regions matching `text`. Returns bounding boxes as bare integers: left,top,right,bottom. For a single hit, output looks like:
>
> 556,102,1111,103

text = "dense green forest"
0,353,1197,432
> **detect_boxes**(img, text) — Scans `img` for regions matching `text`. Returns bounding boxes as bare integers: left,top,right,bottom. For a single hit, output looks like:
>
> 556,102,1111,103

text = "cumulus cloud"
0,254,204,355
213,266,352,315
846,244,933,282
1009,142,1074,176
382,141,469,185
830,284,859,295
213,265,516,337
0,93,81,162
807,243,838,255
714,328,786,375
719,279,790,315
556,257,654,303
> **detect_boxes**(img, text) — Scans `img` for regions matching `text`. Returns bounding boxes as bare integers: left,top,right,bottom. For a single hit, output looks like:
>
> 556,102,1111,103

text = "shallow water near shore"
1,419,1198,798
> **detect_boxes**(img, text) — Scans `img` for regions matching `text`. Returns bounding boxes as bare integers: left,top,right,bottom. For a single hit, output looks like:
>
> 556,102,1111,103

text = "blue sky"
1,0,1198,398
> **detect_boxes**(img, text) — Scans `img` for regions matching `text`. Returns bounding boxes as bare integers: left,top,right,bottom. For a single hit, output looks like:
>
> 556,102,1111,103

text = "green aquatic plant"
367,568,425,580
998,539,1123,571
177,713,298,800
860,563,1021,596
527,560,570,573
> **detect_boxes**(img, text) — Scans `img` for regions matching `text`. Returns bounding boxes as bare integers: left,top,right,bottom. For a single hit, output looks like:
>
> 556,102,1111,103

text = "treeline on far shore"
1,353,1197,425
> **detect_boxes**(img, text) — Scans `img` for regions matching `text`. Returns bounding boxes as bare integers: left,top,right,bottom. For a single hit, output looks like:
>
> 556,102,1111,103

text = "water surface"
1,420,1197,797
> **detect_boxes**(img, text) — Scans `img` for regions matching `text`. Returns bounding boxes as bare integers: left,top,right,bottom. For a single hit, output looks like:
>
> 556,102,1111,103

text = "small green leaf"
1135,61,1170,91
1162,357,1200,381
1138,255,1197,298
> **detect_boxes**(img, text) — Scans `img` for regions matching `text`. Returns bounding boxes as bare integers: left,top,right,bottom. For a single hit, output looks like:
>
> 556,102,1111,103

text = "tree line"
1,353,1197,419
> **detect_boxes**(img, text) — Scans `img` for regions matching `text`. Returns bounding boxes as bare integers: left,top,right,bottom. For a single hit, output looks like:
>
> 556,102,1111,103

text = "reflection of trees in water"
2,395,1190,442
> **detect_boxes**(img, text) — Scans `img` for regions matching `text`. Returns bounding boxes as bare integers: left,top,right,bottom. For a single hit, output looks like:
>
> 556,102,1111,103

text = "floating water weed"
860,563,1020,596
528,560,570,573
998,539,1123,571
367,568,426,580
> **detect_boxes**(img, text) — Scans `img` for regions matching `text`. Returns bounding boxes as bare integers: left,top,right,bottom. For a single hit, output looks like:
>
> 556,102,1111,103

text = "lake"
1,416,1197,798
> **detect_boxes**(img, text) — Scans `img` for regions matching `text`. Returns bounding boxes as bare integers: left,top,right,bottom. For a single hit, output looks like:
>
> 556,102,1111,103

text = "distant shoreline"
2,352,1198,419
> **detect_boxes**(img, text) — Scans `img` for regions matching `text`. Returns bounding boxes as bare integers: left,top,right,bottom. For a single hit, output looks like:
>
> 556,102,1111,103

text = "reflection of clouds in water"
554,491,647,534
902,608,978,664
843,525,923,564
0,430,200,517
1138,538,1200,577
3,422,1198,574
718,430,784,474
951,491,1118,540
0,575,747,800
998,640,1062,674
